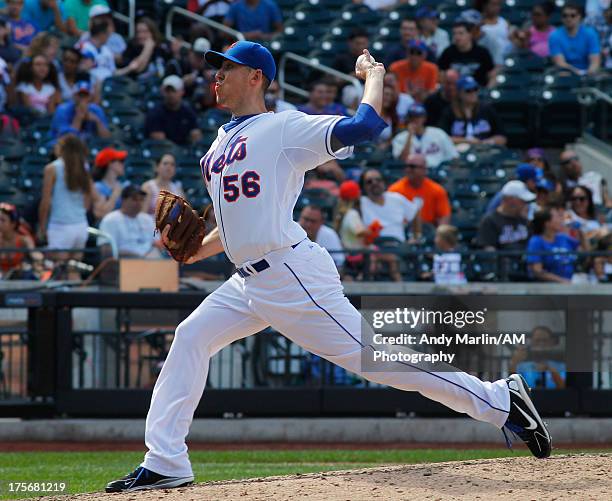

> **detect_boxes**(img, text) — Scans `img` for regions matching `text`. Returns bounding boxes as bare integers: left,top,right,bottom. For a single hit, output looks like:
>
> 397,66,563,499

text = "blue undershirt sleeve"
331,103,388,147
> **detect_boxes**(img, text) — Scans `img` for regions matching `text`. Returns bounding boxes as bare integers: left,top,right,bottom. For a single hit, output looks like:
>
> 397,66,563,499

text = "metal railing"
165,6,244,50
278,52,362,101
112,0,135,39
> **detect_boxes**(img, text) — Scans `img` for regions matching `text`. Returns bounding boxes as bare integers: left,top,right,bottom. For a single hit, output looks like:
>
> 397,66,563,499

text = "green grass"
0,449,609,499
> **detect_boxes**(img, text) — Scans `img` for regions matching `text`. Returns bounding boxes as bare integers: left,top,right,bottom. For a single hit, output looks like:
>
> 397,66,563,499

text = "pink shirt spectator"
530,25,554,57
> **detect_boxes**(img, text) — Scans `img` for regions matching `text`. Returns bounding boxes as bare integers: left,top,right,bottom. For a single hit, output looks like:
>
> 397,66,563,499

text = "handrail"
165,6,244,49
574,86,612,106
112,0,135,39
278,51,362,102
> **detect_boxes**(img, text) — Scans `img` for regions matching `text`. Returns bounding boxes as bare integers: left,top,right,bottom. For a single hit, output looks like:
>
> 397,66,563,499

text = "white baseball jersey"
200,110,353,266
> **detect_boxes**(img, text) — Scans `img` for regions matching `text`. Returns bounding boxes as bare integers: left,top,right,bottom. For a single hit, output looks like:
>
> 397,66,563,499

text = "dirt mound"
50,454,610,501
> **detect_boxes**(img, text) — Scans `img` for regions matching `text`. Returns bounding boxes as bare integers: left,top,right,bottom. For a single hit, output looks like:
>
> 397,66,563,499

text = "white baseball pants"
142,240,510,477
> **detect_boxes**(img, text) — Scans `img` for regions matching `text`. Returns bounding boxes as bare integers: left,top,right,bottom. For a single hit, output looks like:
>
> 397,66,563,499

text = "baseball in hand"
355,49,385,80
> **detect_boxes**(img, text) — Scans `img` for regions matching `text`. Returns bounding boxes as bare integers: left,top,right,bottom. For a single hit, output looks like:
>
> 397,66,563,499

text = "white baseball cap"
192,37,211,53
89,5,111,18
501,180,536,202
162,75,184,91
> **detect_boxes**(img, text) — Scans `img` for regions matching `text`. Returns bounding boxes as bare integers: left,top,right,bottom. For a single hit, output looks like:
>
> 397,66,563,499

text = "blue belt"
236,239,305,278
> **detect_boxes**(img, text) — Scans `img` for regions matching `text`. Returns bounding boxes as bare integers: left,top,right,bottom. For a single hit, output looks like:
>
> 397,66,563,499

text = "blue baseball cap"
416,6,438,19
205,41,276,82
74,80,91,95
457,75,479,91
408,39,428,53
536,178,555,192
457,9,483,26
407,103,427,118
515,163,542,182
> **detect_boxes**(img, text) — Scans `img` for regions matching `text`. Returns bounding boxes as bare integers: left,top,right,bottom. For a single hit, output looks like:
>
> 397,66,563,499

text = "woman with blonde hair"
39,134,102,263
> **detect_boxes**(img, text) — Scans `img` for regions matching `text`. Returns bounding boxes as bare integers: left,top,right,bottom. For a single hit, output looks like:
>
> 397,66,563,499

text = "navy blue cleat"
502,374,552,458
105,466,194,492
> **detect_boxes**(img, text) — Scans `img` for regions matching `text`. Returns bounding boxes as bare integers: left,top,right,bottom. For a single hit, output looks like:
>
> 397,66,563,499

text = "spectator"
0,202,38,277
15,54,61,115
360,168,421,281
527,208,582,283
79,19,116,85
535,177,555,212
58,48,88,101
385,17,423,66
384,72,414,123
298,205,345,268
550,3,601,75
392,103,458,167
457,9,504,67
91,147,128,220
439,75,507,145
188,0,232,22
224,0,283,42
416,6,450,59
526,147,560,194
566,185,606,241
510,1,556,58
142,153,185,216
298,80,349,116
0,18,21,64
166,38,215,110
304,160,345,196
98,185,161,258
50,80,111,141
78,4,126,62
334,180,376,280
596,6,612,69
119,17,172,80
5,0,38,50
429,224,467,285
486,163,541,216
22,0,67,33
377,84,401,149
510,326,566,389
353,0,404,9
265,79,296,112
28,31,60,63
63,0,108,34
332,27,369,75
389,39,439,102
38,134,101,262
590,232,612,282
475,0,512,55
424,68,458,127
438,21,496,87
559,149,609,206
476,180,532,251
0,57,9,115
144,75,202,145
388,153,451,226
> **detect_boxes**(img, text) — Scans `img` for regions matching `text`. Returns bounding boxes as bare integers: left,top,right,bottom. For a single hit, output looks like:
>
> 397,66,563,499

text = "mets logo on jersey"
200,136,261,202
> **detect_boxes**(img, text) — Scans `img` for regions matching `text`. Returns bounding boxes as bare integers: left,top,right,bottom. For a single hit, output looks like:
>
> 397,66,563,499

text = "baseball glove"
155,190,206,263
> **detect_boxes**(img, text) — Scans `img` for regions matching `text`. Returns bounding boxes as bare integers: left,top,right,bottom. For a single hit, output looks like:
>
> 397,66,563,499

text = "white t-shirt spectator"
340,208,367,250
422,29,451,58
78,32,127,57
316,224,345,267
80,40,116,83
98,210,157,257
16,83,56,113
482,17,512,55
360,192,419,242
391,127,458,167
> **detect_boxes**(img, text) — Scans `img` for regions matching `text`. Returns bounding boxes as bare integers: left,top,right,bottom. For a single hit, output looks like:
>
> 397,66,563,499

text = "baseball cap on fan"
162,75,184,91
204,41,276,82
501,180,536,202
89,4,111,18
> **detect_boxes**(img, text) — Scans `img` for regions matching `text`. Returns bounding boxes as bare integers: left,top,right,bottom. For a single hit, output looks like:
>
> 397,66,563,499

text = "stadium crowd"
0,0,610,284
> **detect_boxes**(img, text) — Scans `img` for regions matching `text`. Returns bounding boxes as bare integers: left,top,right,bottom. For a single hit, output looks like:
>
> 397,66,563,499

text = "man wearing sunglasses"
389,39,439,102
559,149,610,206
550,3,601,75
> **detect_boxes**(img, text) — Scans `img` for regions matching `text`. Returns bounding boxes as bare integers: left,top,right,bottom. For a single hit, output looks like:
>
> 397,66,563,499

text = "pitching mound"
52,453,610,500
